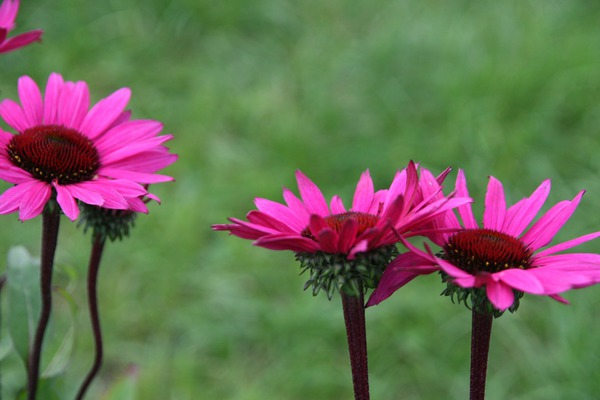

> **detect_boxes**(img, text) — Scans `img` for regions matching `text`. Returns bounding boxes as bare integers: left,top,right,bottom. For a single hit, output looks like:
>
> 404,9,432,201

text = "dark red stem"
28,206,61,400
470,310,494,400
341,289,370,400
75,235,106,400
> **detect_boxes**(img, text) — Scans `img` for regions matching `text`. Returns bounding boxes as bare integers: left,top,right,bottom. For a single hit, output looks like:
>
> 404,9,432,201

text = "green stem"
341,287,370,400
28,206,61,400
74,235,106,400
470,309,493,400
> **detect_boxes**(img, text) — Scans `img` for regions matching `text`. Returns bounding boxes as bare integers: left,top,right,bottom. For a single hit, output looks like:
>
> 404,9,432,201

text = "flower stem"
75,234,106,400
341,287,370,400
28,205,61,400
470,309,494,400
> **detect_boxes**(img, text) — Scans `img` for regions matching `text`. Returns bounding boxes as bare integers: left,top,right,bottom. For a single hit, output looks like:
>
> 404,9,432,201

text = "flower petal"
521,190,584,250
79,88,131,139
295,170,329,217
502,179,550,237
53,183,80,221
483,176,506,230
486,280,514,311
18,75,43,127
352,170,374,212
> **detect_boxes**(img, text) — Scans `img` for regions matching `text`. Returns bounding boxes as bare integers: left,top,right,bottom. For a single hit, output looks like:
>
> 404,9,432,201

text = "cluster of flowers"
215,162,600,399
0,1,177,399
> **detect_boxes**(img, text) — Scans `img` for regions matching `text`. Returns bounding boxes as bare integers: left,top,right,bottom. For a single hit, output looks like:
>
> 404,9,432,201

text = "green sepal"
78,203,137,242
439,271,524,318
295,245,398,300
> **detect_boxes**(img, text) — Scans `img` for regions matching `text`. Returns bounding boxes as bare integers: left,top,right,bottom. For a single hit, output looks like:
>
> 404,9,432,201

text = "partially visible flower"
0,0,42,54
368,170,600,315
213,163,470,297
0,73,177,221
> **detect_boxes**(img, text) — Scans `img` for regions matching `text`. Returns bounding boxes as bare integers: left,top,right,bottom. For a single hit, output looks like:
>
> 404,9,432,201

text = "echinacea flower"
0,73,177,221
214,162,469,297
368,170,600,314
0,0,42,54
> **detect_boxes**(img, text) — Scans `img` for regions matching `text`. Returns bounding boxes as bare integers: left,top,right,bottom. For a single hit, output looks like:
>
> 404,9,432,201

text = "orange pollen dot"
301,211,380,240
7,124,100,185
443,228,533,274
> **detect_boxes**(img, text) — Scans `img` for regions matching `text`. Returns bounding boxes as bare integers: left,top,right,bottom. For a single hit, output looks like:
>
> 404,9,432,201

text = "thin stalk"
470,310,494,400
341,286,370,400
74,234,106,400
28,206,61,400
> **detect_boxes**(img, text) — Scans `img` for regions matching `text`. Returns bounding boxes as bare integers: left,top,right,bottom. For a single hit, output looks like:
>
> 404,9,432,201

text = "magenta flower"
368,170,600,312
214,162,468,261
0,73,177,221
0,0,42,54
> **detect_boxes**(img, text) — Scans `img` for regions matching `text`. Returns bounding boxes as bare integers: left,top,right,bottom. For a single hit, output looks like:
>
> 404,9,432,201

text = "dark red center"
7,125,100,185
301,211,380,240
443,228,533,274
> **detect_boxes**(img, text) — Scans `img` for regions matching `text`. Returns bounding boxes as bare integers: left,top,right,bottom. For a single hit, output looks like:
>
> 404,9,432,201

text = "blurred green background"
1,0,600,398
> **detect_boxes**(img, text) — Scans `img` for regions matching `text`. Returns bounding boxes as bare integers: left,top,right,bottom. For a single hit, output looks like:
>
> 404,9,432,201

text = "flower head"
213,163,470,297
0,73,177,221
0,0,42,54
368,170,600,315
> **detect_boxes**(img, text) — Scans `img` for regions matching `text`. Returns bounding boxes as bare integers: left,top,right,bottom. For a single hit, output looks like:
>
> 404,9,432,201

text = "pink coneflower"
0,73,176,221
214,162,467,262
0,0,42,54
368,170,600,312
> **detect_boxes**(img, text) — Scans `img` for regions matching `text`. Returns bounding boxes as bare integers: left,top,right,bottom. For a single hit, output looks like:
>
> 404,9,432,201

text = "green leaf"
40,286,78,378
5,246,41,367
101,365,140,400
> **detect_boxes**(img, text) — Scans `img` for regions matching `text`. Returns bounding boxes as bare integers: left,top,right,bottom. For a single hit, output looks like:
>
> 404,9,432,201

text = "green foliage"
1,0,600,399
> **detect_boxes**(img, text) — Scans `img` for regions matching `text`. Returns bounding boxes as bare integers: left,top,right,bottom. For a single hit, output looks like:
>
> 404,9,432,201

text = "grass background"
1,0,600,398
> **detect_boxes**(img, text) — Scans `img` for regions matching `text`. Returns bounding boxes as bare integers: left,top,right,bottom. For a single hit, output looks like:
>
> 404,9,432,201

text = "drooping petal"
53,183,80,221
494,268,545,294
338,218,358,254
486,280,515,311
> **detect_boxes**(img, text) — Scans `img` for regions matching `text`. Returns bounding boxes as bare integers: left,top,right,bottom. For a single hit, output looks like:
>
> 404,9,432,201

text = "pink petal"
255,197,306,232
456,170,478,229
247,210,296,233
352,170,374,212
18,75,43,126
94,120,164,155
282,187,310,225
486,280,515,311
79,88,131,139
0,180,51,220
255,235,322,252
57,81,90,130
62,183,105,206
367,251,439,306
348,239,369,259
0,99,28,131
502,179,550,237
98,167,173,184
338,218,358,254
521,190,584,251
483,176,506,230
494,268,545,294
295,170,329,217
330,195,346,214
53,183,80,221
0,30,42,54
535,231,600,258
317,229,339,253
42,73,64,125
